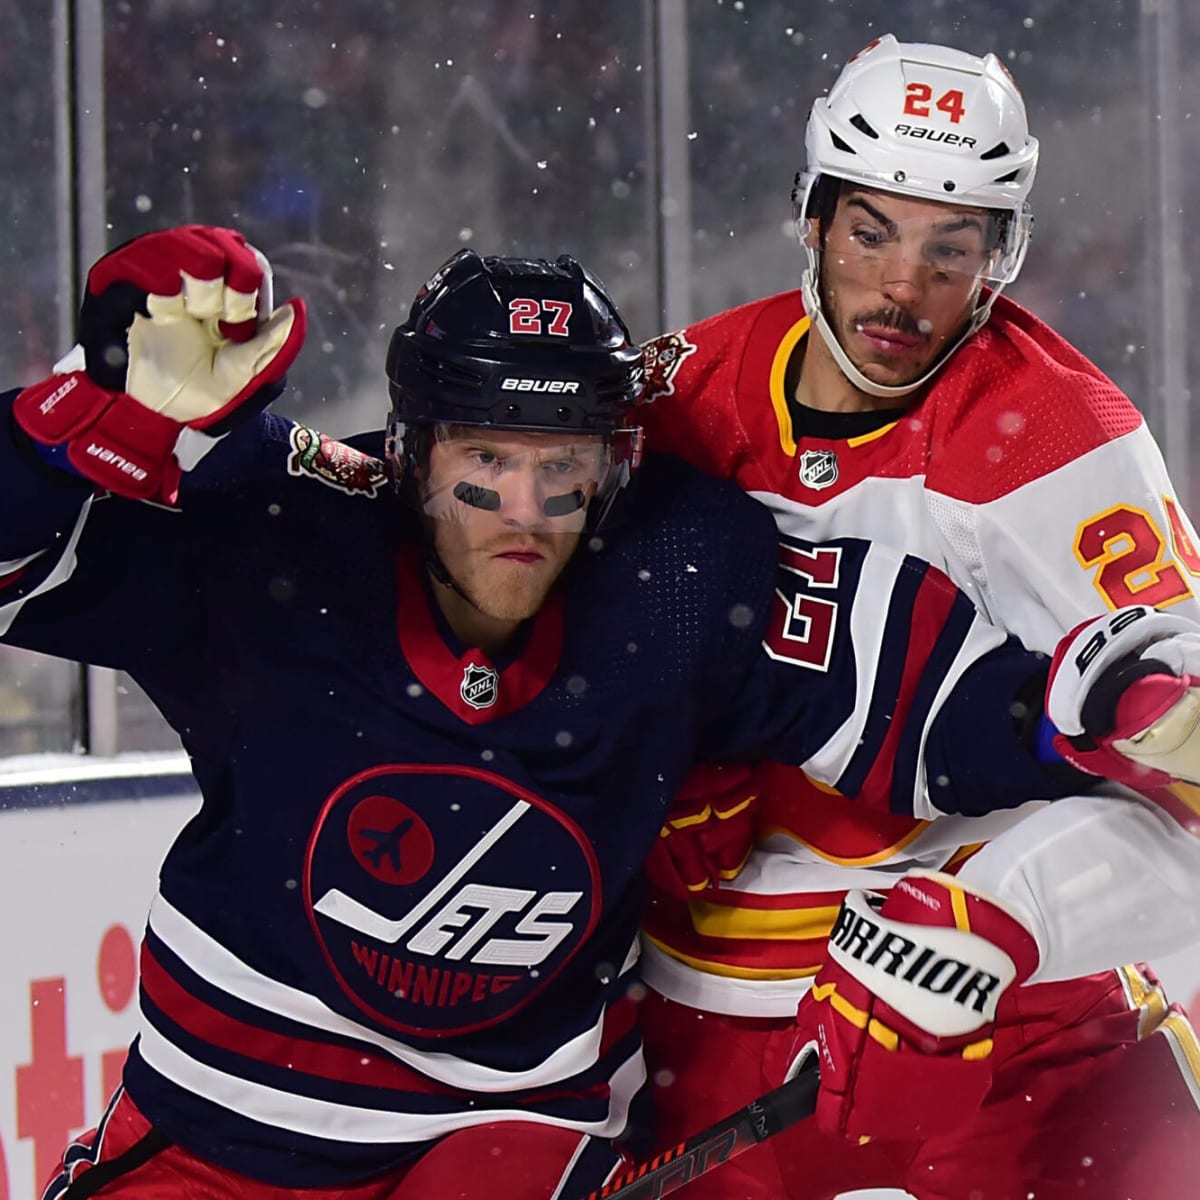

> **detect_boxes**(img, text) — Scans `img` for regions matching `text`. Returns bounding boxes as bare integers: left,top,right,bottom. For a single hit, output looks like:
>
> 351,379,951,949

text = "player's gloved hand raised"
783,871,1039,1143
644,762,758,900
1047,606,1200,790
13,225,306,503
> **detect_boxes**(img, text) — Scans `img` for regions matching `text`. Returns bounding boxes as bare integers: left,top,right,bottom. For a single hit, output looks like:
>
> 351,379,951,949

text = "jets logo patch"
288,425,386,497
642,330,697,403
306,763,601,1036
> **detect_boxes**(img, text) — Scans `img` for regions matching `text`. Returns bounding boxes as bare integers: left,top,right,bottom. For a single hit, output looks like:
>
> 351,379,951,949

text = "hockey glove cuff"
785,871,1039,1143
1047,607,1200,789
645,762,758,900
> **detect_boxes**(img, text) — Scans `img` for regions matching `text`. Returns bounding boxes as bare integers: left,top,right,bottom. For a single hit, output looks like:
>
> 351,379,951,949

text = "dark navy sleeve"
0,389,97,560
0,387,245,677
704,526,1084,819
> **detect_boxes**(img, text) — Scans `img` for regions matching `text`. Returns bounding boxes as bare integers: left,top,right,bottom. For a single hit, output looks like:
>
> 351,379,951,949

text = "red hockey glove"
14,226,306,503
645,763,758,900
1046,606,1200,789
784,871,1039,1143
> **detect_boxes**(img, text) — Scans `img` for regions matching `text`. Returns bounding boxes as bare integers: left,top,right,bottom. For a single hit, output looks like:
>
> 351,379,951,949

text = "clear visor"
793,181,1030,287
420,423,619,530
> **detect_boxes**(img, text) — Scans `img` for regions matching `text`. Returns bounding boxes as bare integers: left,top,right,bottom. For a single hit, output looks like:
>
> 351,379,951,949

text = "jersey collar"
393,542,564,725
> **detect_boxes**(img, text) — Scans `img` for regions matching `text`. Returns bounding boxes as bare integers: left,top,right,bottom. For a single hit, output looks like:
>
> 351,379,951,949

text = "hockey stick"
575,1059,819,1200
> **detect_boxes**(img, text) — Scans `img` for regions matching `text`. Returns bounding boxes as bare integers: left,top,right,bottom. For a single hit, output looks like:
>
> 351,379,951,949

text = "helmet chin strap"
800,252,1005,402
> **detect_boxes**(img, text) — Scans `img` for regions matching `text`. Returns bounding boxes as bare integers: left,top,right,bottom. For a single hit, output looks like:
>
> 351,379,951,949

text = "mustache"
852,307,925,339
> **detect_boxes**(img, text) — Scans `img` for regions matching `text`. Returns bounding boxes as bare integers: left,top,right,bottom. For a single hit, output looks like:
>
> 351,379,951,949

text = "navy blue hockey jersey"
0,399,1072,1186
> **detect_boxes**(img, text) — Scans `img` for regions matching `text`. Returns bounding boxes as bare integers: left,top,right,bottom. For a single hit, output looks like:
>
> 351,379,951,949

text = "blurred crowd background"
0,0,1196,756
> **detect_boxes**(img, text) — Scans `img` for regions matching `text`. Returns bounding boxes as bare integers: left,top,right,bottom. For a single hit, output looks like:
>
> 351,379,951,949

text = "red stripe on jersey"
0,564,28,591
140,946,454,1095
645,930,827,976
756,763,928,860
596,990,639,1059
855,564,959,810
684,886,850,911
141,943,638,1105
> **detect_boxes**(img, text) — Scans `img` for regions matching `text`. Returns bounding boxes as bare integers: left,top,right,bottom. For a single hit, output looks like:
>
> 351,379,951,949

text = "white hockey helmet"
795,35,1039,398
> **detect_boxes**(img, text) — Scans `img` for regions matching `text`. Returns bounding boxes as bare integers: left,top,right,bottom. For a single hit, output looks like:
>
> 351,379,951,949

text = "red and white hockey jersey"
639,289,1200,1016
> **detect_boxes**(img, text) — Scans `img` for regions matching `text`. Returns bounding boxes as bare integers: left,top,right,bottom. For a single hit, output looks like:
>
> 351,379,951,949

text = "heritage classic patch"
642,330,697,403
287,425,387,497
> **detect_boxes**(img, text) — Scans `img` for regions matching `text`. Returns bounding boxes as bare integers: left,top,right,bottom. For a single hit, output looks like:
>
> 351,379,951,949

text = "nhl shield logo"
460,662,499,710
798,449,839,491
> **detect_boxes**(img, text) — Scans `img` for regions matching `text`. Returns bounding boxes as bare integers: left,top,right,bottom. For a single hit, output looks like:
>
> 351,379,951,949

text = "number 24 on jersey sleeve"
1075,499,1200,610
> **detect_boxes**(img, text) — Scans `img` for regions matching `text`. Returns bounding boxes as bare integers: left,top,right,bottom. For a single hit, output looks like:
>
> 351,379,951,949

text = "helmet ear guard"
795,34,1039,399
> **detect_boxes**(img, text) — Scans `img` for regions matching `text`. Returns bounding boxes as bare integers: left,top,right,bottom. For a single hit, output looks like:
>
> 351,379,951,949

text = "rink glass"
0,0,1193,754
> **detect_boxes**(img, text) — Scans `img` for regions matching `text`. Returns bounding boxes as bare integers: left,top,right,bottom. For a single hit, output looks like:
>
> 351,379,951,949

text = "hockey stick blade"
576,1059,819,1200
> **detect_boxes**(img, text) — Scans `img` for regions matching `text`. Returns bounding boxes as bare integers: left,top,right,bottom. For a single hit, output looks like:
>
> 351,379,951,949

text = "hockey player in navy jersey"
3,225,1200,1199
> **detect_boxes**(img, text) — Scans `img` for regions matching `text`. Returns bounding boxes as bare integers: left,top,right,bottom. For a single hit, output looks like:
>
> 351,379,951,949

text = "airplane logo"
344,796,435,886
358,818,415,873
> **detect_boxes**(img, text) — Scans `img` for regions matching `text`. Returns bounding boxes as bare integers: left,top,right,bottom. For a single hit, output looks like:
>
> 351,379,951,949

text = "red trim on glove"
88,225,265,342
14,372,183,503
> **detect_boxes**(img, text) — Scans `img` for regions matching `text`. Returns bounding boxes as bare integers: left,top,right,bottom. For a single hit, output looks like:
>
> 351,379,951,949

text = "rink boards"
0,762,1198,1200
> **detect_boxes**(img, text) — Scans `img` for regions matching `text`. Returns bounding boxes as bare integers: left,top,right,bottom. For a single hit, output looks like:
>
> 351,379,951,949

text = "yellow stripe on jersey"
945,842,986,869
1166,781,1200,819
769,317,811,457
847,420,901,448
1118,963,1169,1038
663,796,757,832
688,899,843,941
804,775,843,795
1158,1012,1200,1112
642,933,822,980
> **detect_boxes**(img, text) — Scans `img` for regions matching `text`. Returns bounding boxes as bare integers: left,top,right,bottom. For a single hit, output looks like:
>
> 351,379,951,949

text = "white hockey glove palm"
1046,606,1200,789
14,225,306,503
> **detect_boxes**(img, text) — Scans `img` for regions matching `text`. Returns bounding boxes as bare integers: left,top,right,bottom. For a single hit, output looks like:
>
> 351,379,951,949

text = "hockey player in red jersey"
638,33,1200,1200
13,226,1194,1199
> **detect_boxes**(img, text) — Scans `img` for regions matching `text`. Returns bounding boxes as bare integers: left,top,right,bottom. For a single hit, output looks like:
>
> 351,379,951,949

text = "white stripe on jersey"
793,543,901,784
547,1133,618,1200
148,893,639,1093
0,497,92,636
136,1020,647,1144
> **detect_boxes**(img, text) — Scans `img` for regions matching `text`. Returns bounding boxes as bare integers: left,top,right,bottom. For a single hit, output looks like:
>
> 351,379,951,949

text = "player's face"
817,187,995,387
421,427,608,642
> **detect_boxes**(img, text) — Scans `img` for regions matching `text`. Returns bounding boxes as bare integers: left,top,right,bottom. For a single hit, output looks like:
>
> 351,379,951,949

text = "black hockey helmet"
385,249,644,525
